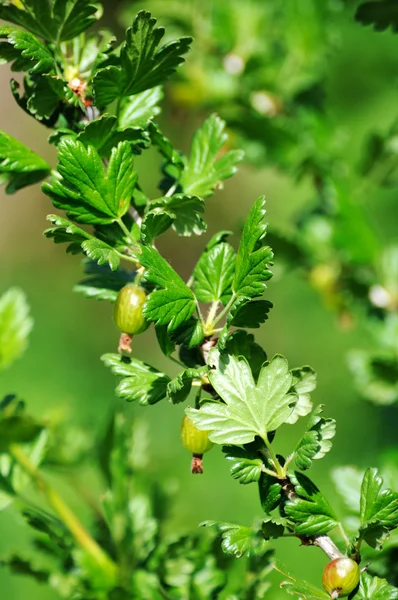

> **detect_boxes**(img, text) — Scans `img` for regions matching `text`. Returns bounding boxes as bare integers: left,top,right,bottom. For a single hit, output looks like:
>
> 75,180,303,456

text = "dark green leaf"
201,521,269,558
262,517,286,540
356,1,398,32
284,471,339,536
140,245,196,330
150,194,206,237
26,74,68,120
0,416,43,452
294,406,336,471
93,11,191,106
0,0,100,43
0,287,33,371
186,353,297,445
0,130,50,193
77,115,150,157
167,367,207,404
223,330,267,381
258,472,282,513
101,353,170,405
44,214,91,254
43,138,136,224
228,299,272,329
233,196,273,300
222,446,263,484
180,114,244,198
74,260,133,302
194,242,235,304
0,25,55,73
140,209,174,244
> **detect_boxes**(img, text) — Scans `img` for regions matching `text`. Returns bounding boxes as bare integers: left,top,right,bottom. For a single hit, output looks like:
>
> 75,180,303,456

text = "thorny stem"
9,444,117,581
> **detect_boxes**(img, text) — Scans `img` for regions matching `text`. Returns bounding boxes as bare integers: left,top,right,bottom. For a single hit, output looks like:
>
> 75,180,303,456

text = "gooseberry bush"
0,1,398,599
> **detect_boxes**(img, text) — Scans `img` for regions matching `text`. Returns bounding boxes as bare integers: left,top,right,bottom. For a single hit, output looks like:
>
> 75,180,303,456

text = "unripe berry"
181,414,213,474
114,284,149,335
322,557,360,598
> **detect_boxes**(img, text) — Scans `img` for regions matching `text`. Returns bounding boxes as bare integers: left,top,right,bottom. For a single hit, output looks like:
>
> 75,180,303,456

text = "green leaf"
42,138,136,225
228,299,272,329
146,194,206,239
223,330,267,381
139,245,196,331
180,114,244,198
26,74,68,121
284,367,316,425
0,25,55,73
0,130,50,193
201,521,269,558
167,367,207,404
0,416,43,452
358,467,398,548
44,214,91,254
233,197,273,300
0,0,100,43
258,472,282,513
101,353,170,405
77,115,150,157
355,573,398,599
119,87,163,128
284,471,339,536
331,466,363,513
93,11,191,107
262,516,286,540
186,353,297,445
0,288,33,371
74,260,133,302
356,1,398,32
294,406,336,471
222,446,263,484
194,242,235,303
81,238,121,271
275,561,331,600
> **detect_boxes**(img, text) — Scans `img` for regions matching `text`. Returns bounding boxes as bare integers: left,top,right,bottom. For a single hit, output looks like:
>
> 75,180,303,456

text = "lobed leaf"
294,406,336,470
201,521,269,558
0,130,50,193
180,113,244,198
186,353,297,445
101,353,170,405
0,25,55,73
222,446,264,485
355,573,398,599
194,242,236,304
358,467,398,548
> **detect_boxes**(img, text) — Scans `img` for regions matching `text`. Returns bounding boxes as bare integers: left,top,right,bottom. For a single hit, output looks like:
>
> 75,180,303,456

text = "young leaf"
101,353,170,405
74,260,133,302
222,446,264,485
358,467,398,548
294,406,336,471
140,209,174,244
284,366,316,425
93,11,192,107
233,196,273,300
356,1,398,32
119,87,163,129
262,517,286,540
0,287,33,370
43,138,137,225
0,25,55,73
284,471,339,536
186,353,297,445
0,130,50,193
201,521,269,558
0,0,100,43
356,573,398,599
180,113,244,198
166,367,207,405
149,194,206,237
194,242,236,303
81,238,121,271
139,245,197,331
77,115,150,157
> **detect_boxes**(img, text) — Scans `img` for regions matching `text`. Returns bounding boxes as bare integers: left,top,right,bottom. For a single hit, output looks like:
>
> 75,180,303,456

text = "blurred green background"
1,1,398,597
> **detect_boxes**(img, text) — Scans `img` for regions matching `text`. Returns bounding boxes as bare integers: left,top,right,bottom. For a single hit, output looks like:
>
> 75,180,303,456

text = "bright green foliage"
180,113,244,197
222,446,264,484
43,139,137,225
201,521,270,558
356,573,398,599
187,354,297,445
0,0,100,43
101,354,170,405
0,287,33,370
194,241,235,303
93,10,192,107
358,468,398,549
294,406,336,470
0,130,50,193
284,472,339,536
0,25,55,73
